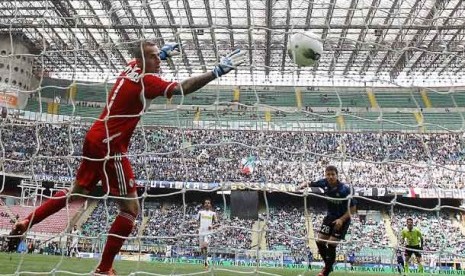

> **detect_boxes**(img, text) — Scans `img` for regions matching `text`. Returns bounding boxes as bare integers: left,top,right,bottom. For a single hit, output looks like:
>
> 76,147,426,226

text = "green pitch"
0,252,426,276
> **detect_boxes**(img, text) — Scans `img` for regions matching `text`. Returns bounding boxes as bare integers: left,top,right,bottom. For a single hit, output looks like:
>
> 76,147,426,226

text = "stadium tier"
23,80,465,132
1,125,465,189
35,77,465,109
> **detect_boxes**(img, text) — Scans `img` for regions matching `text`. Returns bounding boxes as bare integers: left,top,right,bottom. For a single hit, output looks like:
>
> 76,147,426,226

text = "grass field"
0,252,426,276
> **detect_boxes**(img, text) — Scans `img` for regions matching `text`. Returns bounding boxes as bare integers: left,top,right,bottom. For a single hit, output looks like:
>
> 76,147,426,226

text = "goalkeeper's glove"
212,49,246,78
159,42,180,60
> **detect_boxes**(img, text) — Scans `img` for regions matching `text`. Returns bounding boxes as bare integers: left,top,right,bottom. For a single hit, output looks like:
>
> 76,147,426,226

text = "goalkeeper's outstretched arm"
172,49,246,96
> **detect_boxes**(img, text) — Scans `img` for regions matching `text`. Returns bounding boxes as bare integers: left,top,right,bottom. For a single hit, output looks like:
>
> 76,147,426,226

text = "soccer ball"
287,31,323,66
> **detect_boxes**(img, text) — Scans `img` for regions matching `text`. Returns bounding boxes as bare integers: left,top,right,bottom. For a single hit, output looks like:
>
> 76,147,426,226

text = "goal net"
1,0,465,275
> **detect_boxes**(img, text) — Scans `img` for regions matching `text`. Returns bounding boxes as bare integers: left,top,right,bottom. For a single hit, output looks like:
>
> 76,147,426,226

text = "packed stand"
211,216,254,250
142,202,197,247
142,201,253,250
2,123,465,188
81,200,142,239
265,205,307,253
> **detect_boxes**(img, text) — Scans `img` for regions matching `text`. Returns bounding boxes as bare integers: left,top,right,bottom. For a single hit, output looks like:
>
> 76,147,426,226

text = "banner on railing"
0,84,28,109
31,175,465,199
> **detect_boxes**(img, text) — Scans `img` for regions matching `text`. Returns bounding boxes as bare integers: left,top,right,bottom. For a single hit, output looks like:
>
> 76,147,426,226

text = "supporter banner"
229,182,298,192
240,155,258,175
0,89,28,109
140,181,396,196
29,175,465,199
139,180,301,193
0,93,17,107
354,187,393,197
389,187,410,195
419,189,465,199
140,180,219,190
36,174,74,183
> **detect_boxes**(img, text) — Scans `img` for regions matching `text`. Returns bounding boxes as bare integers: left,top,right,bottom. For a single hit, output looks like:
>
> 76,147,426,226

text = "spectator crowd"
1,123,465,189
73,199,465,263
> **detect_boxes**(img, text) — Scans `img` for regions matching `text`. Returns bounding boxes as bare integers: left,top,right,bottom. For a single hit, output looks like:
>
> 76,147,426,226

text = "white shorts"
199,233,211,247
70,242,79,251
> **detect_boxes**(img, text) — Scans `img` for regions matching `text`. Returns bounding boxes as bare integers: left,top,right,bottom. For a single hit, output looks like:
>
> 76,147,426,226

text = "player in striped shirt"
197,198,218,269
69,225,80,258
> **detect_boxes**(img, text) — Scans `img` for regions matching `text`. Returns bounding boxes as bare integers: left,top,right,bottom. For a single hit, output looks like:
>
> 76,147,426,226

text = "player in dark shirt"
300,165,357,276
396,249,405,274
307,247,313,270
348,251,356,271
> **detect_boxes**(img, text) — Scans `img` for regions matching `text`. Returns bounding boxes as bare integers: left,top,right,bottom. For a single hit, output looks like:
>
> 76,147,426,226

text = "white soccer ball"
287,31,323,67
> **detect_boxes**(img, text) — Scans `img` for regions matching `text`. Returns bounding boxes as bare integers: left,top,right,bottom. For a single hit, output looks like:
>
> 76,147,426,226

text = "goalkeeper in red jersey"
9,41,245,275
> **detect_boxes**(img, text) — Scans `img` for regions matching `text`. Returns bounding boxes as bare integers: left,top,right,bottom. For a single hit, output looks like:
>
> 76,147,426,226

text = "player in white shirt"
197,198,217,269
429,254,438,273
69,225,80,257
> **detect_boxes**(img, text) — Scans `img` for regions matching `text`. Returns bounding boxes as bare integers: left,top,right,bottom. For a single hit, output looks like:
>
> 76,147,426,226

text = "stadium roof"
1,0,465,86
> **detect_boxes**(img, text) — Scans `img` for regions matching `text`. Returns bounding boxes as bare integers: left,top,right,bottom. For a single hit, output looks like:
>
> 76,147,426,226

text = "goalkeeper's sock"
25,189,68,226
418,263,424,273
316,242,328,264
326,245,336,270
97,211,136,272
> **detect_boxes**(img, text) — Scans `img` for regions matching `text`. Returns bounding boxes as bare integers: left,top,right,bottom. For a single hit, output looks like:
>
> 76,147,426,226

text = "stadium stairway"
251,220,267,250
420,89,433,108
73,199,98,229
366,88,379,108
413,111,425,132
137,215,150,237
336,115,345,130
305,213,318,254
382,212,398,247
251,203,268,250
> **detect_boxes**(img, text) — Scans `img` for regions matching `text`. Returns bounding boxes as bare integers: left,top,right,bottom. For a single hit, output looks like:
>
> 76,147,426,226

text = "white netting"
1,0,465,275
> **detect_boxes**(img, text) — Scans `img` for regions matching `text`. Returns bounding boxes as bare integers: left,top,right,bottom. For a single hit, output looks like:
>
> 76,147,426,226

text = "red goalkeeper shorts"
75,138,137,196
